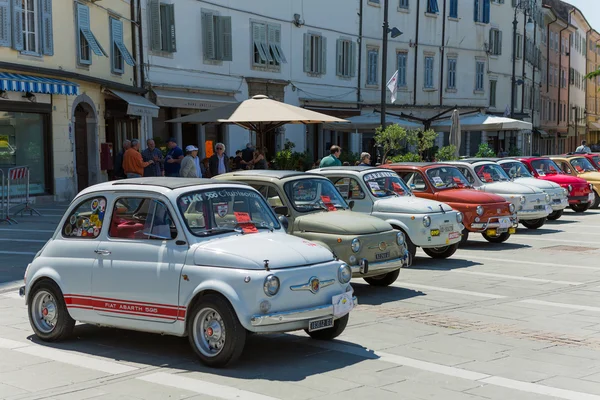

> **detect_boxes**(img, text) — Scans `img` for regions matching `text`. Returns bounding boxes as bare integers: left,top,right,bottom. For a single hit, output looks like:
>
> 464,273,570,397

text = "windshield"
570,157,596,173
426,166,471,189
500,161,533,178
283,178,348,212
474,164,510,183
364,171,411,197
177,188,280,236
592,155,600,169
530,159,564,175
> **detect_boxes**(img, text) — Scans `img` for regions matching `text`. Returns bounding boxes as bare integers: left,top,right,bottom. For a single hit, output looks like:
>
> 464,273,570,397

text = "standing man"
141,139,164,177
113,139,131,179
123,139,153,178
209,142,231,177
575,140,591,153
180,145,199,178
319,145,343,167
241,142,254,169
164,138,184,177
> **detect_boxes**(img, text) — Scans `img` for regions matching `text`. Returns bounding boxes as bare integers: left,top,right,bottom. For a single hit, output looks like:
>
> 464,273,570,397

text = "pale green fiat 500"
214,171,410,287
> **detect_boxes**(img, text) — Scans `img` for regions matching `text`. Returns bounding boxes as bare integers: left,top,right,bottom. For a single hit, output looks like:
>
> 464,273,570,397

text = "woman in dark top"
253,148,268,169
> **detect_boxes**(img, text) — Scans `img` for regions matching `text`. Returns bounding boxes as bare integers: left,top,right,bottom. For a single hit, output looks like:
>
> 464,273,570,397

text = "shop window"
62,197,107,238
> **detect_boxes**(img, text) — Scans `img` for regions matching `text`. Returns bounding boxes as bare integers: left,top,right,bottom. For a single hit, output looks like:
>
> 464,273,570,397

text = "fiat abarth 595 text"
20,178,356,367
387,163,517,244
309,167,464,261
214,170,409,287
447,160,552,230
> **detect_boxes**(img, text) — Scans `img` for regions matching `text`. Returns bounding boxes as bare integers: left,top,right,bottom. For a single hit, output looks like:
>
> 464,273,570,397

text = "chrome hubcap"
193,308,226,357
32,290,58,334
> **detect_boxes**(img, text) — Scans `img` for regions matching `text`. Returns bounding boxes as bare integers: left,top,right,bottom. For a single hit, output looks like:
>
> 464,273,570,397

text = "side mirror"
278,215,289,231
348,200,355,210
273,206,288,216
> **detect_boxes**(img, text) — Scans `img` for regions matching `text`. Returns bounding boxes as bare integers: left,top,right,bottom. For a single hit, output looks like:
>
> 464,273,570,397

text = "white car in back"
20,178,356,367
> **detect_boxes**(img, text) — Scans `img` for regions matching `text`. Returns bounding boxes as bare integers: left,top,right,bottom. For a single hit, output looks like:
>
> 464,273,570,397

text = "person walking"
209,142,231,177
319,145,342,167
358,152,371,166
180,145,199,178
164,138,184,177
575,140,591,153
141,139,164,177
113,139,131,179
123,139,153,178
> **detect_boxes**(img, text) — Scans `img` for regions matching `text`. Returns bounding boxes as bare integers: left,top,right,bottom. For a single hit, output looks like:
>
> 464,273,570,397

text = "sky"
563,0,600,31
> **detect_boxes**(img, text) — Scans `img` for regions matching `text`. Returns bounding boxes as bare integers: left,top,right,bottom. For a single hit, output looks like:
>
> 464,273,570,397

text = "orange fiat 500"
386,163,517,244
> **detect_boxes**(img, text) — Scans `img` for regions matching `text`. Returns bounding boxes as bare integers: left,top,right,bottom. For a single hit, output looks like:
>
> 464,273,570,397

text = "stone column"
174,109,183,146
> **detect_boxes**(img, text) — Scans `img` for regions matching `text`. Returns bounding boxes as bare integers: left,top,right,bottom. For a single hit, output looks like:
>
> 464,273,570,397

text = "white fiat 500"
310,167,464,261
20,178,356,367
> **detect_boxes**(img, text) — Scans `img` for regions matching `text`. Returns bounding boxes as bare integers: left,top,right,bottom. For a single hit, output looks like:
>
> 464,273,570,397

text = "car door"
91,195,188,324
401,171,436,201
53,195,107,320
331,176,372,213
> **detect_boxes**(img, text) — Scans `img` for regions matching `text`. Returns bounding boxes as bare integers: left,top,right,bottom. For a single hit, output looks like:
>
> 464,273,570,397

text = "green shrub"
475,143,496,157
436,145,458,161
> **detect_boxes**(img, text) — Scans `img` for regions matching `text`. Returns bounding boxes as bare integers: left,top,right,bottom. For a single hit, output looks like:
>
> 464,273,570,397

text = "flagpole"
380,0,389,129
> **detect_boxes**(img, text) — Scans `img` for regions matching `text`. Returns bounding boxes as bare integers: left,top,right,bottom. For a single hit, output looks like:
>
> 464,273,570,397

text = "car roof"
457,158,501,163
311,166,380,173
222,170,322,180
111,177,231,189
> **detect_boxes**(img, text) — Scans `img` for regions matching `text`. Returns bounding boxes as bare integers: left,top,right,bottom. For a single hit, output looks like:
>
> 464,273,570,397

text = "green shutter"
219,16,232,61
350,41,357,77
11,0,23,51
336,39,342,76
320,36,326,74
0,0,11,47
273,26,286,63
148,0,161,50
202,11,215,59
303,33,311,72
165,4,176,52
252,22,267,62
40,0,53,55
498,30,502,55
258,24,271,62
267,24,281,64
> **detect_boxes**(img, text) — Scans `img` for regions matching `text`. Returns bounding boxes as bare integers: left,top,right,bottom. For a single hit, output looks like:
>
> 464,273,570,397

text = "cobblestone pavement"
1,206,600,399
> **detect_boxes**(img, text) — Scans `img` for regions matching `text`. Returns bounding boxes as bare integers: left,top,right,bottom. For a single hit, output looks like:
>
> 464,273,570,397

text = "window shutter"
303,33,311,72
0,0,11,47
498,30,502,55
336,39,342,76
320,36,327,74
474,0,479,22
267,25,281,64
259,24,272,62
166,4,176,52
253,23,267,62
488,29,493,53
219,16,232,61
483,0,490,24
350,41,357,77
40,0,53,55
77,3,105,56
112,18,135,66
148,0,161,51
11,0,23,50
110,18,123,72
202,12,215,59
273,26,286,63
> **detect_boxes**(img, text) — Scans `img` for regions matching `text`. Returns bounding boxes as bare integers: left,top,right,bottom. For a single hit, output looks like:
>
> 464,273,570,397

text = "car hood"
193,232,334,269
513,177,559,189
537,173,588,185
435,189,507,204
374,196,453,214
295,210,392,235
577,171,600,183
479,181,543,194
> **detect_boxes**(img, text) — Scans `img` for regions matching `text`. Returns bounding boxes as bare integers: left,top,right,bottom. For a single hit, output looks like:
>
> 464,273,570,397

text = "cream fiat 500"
20,178,356,367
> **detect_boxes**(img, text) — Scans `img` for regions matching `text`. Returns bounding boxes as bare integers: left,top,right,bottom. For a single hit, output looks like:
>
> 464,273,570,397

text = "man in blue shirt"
164,138,184,177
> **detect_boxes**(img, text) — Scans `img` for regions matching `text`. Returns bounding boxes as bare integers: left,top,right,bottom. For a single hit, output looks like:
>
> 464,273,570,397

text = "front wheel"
363,269,400,286
305,314,349,340
422,243,459,259
187,294,247,368
547,210,563,220
482,232,511,243
570,203,590,213
520,218,546,229
28,280,75,342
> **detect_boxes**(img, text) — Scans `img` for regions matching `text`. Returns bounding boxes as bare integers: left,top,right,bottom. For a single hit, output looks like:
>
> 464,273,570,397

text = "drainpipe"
357,0,363,106
412,0,421,105
558,24,568,128
439,0,447,106
567,9,575,145
521,13,526,115
136,0,146,89
531,15,537,156
546,14,557,94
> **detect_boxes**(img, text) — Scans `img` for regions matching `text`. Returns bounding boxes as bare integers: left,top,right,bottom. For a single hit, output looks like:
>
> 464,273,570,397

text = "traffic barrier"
0,169,16,224
7,166,41,219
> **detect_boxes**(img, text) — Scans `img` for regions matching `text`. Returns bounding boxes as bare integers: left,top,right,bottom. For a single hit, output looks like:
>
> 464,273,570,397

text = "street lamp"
511,0,536,118
380,0,402,128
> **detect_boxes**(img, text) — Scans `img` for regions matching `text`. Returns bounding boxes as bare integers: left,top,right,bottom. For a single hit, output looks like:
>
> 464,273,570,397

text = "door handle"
94,249,111,255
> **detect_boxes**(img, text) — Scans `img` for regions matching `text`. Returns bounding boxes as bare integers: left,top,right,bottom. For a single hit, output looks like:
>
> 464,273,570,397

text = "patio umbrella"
431,113,532,132
321,111,423,131
167,95,347,148
449,109,461,157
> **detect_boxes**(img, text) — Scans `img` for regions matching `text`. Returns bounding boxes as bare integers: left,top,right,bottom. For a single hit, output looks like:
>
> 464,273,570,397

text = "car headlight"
456,212,463,223
567,184,573,193
423,215,431,227
338,264,352,284
476,205,484,216
351,238,361,253
520,195,526,204
545,193,550,203
396,231,405,246
263,275,280,297
562,188,568,196
509,203,516,213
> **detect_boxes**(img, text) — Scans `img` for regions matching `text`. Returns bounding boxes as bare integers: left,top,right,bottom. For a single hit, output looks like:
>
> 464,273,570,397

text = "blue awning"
0,72,79,96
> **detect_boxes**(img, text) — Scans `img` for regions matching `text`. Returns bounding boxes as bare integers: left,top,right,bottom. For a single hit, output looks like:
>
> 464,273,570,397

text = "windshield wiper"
199,227,242,235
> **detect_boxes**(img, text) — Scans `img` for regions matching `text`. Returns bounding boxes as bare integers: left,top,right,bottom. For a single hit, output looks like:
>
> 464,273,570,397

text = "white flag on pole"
386,70,399,104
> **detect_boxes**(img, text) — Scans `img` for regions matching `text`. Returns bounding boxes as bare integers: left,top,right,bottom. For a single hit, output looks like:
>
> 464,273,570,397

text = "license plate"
553,198,561,203
430,229,440,236
448,231,460,240
534,205,545,210
498,217,511,228
440,224,454,233
509,227,516,234
309,317,333,332
375,252,390,260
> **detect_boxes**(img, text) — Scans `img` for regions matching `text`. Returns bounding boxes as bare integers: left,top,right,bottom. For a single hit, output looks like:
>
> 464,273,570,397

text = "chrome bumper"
550,198,569,211
350,251,408,276
518,207,551,220
250,296,358,327
470,216,518,232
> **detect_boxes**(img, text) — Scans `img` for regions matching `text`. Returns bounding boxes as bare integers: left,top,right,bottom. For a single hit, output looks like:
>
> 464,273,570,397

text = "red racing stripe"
64,295,187,321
